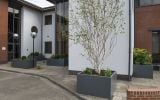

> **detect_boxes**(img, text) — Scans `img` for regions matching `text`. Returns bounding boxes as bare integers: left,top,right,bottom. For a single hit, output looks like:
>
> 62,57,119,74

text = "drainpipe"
128,0,132,81
41,12,43,55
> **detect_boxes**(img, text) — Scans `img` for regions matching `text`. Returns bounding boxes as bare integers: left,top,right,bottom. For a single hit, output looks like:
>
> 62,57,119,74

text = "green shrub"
83,68,112,77
21,56,27,60
133,48,152,65
100,69,112,77
84,68,93,75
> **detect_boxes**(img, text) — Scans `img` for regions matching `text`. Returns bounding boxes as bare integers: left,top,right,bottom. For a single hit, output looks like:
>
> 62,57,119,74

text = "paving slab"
0,62,160,100
0,71,79,100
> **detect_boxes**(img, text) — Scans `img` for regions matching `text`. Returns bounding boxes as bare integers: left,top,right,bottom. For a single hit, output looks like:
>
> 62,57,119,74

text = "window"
136,0,160,7
45,42,52,53
135,0,140,7
45,15,52,25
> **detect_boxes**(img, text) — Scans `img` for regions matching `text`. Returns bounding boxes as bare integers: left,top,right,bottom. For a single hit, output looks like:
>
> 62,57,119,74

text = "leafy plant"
84,68,93,75
101,69,112,77
133,48,152,65
84,68,112,77
21,56,27,60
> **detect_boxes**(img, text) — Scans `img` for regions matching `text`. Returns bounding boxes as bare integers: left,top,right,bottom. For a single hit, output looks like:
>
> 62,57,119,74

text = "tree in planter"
70,0,125,75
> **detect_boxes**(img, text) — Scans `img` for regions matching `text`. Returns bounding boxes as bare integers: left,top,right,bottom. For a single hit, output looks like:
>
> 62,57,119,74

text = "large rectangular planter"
11,59,37,69
47,58,68,66
133,64,153,79
77,71,117,99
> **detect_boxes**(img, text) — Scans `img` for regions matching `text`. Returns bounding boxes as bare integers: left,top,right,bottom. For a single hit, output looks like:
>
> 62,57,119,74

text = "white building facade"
7,0,135,80
19,1,55,58
67,0,135,78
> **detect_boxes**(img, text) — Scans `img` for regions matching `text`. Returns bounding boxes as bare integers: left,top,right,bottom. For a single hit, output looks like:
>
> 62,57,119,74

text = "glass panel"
8,33,13,43
45,42,52,54
56,0,69,55
152,33,160,63
14,18,20,33
45,15,52,25
8,12,13,33
140,0,153,6
8,6,21,60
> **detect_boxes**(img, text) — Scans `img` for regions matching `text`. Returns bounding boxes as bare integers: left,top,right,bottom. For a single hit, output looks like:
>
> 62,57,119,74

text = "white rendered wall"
42,11,55,58
69,0,134,75
21,6,42,56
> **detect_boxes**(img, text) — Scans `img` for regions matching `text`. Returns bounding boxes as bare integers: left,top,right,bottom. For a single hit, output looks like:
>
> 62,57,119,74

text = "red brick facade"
127,88,160,100
0,0,8,63
135,5,160,52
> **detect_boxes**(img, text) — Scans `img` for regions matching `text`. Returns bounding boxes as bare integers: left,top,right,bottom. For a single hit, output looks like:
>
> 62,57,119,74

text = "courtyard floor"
0,62,160,100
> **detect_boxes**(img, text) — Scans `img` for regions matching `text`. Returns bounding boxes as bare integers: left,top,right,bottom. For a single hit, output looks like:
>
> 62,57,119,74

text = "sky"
25,0,54,8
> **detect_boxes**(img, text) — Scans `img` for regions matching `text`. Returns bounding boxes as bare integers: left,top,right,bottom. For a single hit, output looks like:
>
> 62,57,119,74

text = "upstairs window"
136,0,160,7
45,15,52,25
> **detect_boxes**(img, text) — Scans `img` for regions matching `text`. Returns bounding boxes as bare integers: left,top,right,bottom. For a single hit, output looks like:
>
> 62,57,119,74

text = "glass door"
8,7,21,61
152,32,160,63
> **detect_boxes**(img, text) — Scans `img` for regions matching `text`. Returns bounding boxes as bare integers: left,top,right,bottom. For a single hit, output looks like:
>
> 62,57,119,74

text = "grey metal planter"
133,64,153,79
11,59,37,69
47,58,68,66
77,71,117,99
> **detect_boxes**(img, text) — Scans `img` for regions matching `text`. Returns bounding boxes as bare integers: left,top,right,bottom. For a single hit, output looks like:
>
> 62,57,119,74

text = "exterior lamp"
31,26,38,67
13,33,19,38
13,33,19,59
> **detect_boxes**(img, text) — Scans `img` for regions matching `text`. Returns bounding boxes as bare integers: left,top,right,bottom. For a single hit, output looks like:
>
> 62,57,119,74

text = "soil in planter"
84,68,113,77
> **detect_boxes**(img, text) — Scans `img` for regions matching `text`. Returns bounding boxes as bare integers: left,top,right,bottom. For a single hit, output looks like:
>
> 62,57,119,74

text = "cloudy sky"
25,0,54,8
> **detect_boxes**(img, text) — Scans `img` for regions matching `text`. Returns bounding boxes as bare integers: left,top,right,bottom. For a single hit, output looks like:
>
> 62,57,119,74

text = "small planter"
77,71,117,99
11,59,37,69
47,58,68,66
133,64,153,79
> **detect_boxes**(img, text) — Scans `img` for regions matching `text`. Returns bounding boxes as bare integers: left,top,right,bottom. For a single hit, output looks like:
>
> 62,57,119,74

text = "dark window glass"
8,6,21,61
135,0,140,7
45,15,52,25
14,18,20,33
45,42,52,53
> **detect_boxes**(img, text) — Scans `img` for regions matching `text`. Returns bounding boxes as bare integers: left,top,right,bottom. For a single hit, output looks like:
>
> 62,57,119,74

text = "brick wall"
0,0,8,64
135,5,160,52
127,88,160,100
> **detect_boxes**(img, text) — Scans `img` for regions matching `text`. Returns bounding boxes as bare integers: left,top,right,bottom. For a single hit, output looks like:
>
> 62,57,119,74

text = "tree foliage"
70,0,125,74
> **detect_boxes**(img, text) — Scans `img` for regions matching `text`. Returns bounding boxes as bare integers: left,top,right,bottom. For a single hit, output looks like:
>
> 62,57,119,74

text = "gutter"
128,0,132,81
41,13,43,54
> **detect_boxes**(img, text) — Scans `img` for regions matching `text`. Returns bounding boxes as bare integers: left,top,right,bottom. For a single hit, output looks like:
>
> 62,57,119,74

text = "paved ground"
0,62,160,100
0,71,79,100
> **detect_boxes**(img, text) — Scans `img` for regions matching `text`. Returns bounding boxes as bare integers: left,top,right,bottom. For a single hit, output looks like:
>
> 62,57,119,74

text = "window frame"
45,15,52,25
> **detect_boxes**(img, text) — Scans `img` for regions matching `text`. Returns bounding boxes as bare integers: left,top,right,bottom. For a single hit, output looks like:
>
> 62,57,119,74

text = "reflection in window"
55,0,69,56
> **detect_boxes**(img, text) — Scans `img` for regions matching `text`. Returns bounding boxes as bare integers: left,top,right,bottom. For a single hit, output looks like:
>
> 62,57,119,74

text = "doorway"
152,31,160,63
8,1,21,61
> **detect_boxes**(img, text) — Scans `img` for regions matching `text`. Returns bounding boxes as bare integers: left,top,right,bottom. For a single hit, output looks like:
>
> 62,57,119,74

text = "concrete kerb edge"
0,68,86,100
